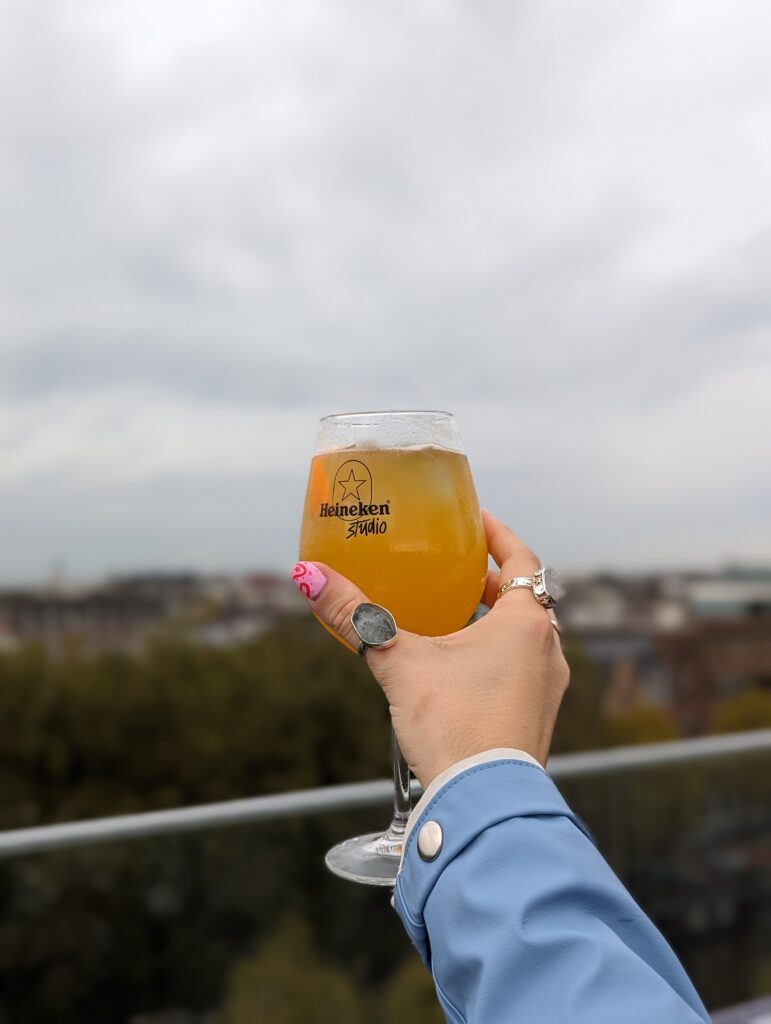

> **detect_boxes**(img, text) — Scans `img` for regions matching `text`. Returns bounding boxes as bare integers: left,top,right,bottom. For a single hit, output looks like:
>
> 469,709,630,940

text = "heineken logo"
320,458,390,538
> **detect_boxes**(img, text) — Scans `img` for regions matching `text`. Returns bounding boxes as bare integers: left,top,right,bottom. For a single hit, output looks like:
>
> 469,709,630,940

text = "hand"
292,510,570,790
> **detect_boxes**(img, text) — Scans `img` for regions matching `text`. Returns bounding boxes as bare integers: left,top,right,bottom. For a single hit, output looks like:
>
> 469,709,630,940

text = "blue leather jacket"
393,758,710,1023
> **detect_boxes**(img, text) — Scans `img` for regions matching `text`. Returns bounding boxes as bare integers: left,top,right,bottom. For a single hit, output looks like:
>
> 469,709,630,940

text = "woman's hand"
292,510,570,790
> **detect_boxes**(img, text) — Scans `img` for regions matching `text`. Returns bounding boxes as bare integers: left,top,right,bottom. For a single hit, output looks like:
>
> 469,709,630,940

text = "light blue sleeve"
393,759,710,1024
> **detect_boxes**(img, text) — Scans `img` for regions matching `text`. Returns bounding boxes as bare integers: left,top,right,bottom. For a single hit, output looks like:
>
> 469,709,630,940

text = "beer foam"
314,411,464,454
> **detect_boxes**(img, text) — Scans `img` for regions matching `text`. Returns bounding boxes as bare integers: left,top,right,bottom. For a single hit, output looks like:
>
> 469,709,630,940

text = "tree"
378,957,444,1024
709,688,771,734
550,642,610,753
222,918,366,1024
605,705,679,747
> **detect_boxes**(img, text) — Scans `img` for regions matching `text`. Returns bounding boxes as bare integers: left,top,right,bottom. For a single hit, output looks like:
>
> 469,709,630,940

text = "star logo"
337,467,367,503
327,459,375,522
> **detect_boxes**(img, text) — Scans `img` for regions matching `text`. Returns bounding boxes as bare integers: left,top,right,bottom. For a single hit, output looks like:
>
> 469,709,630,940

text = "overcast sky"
1,0,769,584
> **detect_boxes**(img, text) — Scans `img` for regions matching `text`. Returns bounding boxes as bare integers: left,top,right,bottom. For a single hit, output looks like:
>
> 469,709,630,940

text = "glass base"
325,830,404,886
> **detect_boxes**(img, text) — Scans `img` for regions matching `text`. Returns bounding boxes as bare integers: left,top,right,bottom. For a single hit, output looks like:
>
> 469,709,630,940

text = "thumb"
291,560,414,689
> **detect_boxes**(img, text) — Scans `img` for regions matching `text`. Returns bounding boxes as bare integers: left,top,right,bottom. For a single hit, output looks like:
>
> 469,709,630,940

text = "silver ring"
497,576,534,598
497,567,562,609
351,602,398,656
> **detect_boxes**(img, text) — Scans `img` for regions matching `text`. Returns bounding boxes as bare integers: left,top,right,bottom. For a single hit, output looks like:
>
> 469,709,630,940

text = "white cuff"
402,748,544,851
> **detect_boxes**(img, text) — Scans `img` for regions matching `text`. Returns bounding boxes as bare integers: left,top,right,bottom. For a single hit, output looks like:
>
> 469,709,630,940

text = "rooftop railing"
2,728,769,859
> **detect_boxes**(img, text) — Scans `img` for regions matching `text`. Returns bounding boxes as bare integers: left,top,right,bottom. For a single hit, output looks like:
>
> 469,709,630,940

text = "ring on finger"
497,567,563,609
351,603,398,657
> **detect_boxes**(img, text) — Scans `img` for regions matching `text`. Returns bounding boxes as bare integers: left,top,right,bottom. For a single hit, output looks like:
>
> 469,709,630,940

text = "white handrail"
0,729,768,859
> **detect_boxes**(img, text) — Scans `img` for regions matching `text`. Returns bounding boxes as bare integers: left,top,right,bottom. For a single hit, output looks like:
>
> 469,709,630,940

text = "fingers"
292,560,369,650
481,509,543,614
291,561,410,678
481,569,501,609
482,509,540,577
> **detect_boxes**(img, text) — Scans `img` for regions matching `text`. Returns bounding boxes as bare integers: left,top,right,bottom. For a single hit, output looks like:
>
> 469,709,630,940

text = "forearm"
393,760,709,1024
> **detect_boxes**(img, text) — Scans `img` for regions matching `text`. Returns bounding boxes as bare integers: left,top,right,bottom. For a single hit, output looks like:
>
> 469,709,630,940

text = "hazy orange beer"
300,421,487,637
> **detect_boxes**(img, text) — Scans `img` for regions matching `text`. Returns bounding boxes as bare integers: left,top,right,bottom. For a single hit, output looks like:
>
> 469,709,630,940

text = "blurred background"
1,1,770,1021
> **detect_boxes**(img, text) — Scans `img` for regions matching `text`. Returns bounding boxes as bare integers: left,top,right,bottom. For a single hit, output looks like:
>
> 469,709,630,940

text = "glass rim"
314,410,464,453
319,409,455,422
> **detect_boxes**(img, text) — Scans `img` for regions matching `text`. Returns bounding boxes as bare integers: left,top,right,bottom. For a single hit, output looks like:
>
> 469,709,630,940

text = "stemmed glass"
299,411,487,885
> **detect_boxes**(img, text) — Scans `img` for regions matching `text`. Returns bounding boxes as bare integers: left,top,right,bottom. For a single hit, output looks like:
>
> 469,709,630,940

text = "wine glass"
299,411,486,884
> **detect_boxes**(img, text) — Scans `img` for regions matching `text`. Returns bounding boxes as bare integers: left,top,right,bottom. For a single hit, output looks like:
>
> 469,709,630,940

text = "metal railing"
1,729,769,859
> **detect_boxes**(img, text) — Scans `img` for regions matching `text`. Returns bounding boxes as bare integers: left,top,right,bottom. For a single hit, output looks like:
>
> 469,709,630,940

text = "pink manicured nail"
292,562,327,600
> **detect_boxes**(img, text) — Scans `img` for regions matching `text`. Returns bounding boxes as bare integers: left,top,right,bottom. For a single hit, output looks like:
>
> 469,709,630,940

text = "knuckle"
327,593,361,641
428,634,456,653
525,610,553,642
524,546,540,568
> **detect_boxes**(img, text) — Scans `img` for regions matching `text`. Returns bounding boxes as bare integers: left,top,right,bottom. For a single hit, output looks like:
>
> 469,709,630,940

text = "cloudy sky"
1,0,769,583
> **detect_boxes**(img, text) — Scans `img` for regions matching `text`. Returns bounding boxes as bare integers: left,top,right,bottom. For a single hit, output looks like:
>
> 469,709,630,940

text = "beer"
299,445,487,636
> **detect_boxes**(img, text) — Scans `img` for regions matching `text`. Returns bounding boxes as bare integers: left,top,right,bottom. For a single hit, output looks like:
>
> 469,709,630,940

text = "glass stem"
383,726,411,842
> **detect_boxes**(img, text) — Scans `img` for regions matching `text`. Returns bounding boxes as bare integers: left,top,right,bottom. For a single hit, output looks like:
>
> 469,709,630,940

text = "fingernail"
292,562,327,600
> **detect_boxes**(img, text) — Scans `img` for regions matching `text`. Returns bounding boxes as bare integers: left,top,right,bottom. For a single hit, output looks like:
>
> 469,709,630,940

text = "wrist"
403,747,544,854
419,733,549,791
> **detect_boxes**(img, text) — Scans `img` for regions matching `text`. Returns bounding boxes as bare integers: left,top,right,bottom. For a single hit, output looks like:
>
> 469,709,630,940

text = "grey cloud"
1,0,770,579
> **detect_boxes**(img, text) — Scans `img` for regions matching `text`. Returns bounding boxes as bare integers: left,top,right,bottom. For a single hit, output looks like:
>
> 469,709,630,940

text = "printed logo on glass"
319,459,390,538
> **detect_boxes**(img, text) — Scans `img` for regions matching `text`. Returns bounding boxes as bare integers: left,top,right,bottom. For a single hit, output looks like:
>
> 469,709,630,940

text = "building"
0,572,305,656
561,568,771,735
